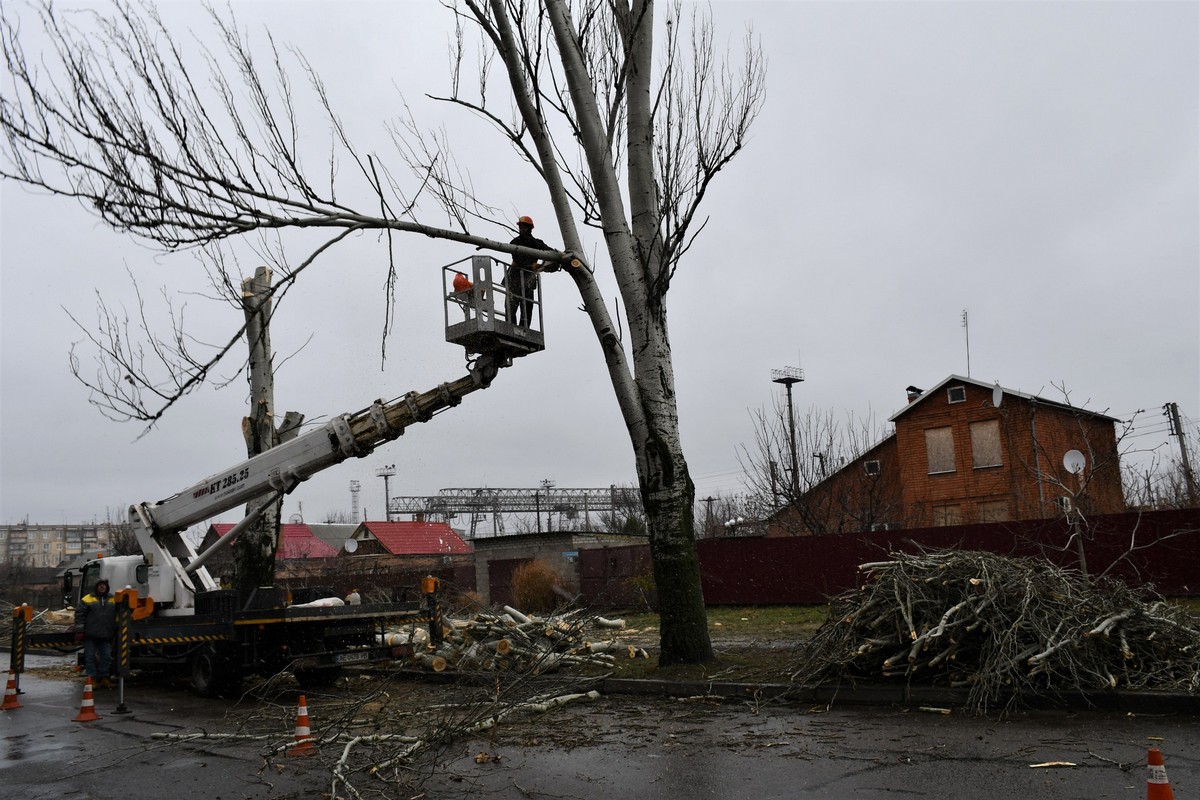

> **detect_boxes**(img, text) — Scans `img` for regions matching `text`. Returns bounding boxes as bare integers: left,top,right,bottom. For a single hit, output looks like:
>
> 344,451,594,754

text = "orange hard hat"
517,215,534,228
452,272,472,292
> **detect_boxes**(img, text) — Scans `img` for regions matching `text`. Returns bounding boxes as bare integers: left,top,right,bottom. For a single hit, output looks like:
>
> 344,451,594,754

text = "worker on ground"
346,588,362,605
74,578,117,688
503,215,555,327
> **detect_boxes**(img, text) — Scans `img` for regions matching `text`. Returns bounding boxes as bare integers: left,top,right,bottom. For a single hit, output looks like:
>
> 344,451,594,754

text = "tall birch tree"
0,0,764,663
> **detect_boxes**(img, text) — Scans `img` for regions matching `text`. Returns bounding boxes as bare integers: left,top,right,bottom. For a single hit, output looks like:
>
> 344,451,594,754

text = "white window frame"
947,385,967,404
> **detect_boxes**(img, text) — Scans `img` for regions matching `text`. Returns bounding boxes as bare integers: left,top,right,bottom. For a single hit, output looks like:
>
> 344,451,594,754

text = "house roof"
306,523,358,551
352,521,473,556
889,375,1120,423
209,523,339,560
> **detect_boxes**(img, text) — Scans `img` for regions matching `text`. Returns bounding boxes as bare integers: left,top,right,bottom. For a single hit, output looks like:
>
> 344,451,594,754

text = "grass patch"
619,604,829,639
1171,597,1200,616
581,605,828,683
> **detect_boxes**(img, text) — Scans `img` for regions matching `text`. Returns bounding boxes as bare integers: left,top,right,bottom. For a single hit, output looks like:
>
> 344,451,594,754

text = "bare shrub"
512,560,562,614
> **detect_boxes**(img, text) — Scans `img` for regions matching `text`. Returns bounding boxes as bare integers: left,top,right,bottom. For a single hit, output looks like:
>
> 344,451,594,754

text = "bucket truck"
14,257,546,694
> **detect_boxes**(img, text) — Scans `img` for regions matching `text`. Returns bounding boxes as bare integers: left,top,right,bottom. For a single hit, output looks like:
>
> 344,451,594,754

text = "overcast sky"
2,1,1197,533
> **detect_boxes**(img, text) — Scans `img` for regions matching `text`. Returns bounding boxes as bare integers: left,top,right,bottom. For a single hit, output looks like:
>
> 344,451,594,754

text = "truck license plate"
335,650,370,665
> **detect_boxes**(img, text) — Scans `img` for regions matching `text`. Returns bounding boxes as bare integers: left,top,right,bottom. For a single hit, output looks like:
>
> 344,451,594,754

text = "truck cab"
69,556,150,605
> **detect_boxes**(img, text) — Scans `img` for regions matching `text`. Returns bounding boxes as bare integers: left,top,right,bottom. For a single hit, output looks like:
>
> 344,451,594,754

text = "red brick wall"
770,437,905,535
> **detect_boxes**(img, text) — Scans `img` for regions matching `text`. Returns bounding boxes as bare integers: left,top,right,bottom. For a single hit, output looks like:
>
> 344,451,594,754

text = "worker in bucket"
503,215,554,327
74,578,118,688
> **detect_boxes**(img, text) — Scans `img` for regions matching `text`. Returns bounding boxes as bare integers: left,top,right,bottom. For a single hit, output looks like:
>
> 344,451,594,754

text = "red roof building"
348,521,473,557
204,523,339,560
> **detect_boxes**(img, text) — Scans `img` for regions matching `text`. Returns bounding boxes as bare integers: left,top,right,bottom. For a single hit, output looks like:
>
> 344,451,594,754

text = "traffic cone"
1,671,21,711
287,694,317,756
72,677,102,722
1147,748,1175,800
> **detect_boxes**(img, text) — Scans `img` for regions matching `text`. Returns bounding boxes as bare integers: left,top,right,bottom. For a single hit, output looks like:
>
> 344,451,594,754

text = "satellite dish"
344,539,359,553
992,383,1003,408
289,514,304,524
1062,450,1086,475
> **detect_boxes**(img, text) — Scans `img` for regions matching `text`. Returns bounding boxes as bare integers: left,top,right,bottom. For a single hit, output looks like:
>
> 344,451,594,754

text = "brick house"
770,376,1125,535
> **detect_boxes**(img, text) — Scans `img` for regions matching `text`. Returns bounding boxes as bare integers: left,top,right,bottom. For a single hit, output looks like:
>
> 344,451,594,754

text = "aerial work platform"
444,255,545,358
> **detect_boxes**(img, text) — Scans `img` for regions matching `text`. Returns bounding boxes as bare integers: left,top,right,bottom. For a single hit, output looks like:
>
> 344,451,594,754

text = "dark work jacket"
504,232,553,294
75,592,117,640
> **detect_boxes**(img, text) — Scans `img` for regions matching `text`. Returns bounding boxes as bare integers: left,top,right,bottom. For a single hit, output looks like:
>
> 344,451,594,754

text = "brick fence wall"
579,509,1200,609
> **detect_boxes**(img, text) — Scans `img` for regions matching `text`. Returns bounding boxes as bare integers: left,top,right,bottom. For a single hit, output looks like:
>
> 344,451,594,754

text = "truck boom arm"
129,353,504,608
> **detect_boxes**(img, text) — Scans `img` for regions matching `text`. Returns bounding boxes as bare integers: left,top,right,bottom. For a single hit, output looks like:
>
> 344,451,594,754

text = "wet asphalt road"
0,657,323,800
1,657,1196,800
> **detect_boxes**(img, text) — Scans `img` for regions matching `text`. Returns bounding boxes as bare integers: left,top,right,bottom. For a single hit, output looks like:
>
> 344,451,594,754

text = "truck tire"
189,644,241,697
294,666,342,690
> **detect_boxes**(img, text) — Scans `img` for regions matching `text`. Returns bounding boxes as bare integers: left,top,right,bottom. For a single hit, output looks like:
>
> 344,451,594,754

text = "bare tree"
1,0,764,663
1124,456,1199,511
739,402,894,534
593,482,647,534
102,507,141,556
696,493,768,538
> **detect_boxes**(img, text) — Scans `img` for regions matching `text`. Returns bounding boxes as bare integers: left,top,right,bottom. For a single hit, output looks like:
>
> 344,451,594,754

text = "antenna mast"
961,309,971,377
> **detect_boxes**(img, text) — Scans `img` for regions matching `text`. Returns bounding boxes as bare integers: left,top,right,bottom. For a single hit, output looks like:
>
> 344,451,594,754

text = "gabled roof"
352,521,473,556
889,375,1120,423
306,523,358,551
209,523,339,560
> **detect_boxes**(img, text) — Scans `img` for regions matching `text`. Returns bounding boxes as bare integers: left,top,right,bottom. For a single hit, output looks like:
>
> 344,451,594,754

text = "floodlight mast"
771,366,805,497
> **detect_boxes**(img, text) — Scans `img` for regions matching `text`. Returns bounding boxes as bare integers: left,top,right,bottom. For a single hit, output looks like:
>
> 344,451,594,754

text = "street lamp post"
771,367,805,498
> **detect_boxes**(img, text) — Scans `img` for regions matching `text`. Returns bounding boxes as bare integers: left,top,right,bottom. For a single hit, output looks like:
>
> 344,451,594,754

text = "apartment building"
0,523,112,569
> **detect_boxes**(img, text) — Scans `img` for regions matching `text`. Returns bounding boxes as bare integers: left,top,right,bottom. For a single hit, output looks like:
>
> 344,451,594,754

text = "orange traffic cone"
72,677,102,722
287,694,317,756
1,671,21,711
1147,747,1175,800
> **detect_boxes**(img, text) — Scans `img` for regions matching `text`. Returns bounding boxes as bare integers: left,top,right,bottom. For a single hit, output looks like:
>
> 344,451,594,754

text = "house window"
932,505,962,526
970,420,1002,468
925,427,956,474
977,500,1010,522
864,460,881,476
947,385,967,404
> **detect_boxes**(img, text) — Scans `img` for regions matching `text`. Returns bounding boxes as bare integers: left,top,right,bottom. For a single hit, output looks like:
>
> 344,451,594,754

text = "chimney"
905,385,923,404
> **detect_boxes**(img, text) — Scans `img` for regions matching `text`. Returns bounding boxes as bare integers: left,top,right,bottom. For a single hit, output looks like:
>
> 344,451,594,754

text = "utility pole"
376,465,397,521
1164,402,1198,505
702,496,716,538
771,367,804,498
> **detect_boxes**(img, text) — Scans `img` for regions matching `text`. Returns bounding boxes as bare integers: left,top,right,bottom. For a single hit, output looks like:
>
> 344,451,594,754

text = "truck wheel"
294,666,342,690
190,644,240,696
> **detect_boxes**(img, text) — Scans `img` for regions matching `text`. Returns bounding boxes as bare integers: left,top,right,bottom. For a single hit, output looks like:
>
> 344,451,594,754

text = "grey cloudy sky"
2,1,1197,531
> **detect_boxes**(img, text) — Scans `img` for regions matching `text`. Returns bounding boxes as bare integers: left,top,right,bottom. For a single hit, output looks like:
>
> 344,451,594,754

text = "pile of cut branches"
788,549,1200,712
0,600,73,642
154,667,606,798
397,604,649,674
